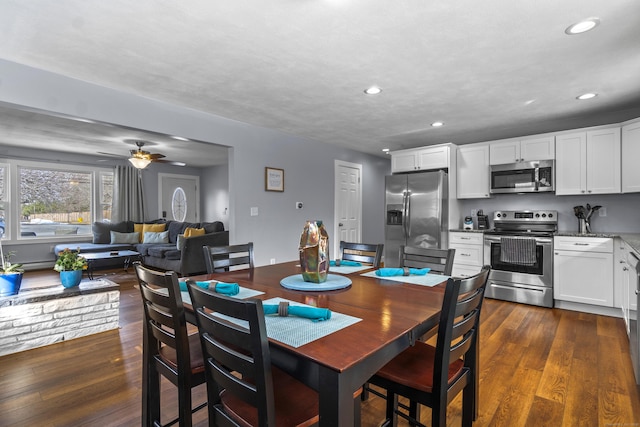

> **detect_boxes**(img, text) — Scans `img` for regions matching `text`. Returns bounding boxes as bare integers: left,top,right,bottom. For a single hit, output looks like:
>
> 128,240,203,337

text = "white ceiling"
0,0,639,164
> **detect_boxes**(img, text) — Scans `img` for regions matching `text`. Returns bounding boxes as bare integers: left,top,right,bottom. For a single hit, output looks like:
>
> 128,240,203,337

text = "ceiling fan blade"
148,153,166,160
154,159,186,167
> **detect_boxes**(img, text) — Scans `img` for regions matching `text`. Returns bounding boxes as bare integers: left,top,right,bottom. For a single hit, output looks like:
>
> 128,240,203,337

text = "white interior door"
158,173,199,223
334,160,362,256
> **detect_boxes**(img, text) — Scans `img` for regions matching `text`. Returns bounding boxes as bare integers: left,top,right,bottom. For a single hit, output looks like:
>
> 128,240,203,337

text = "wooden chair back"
188,285,320,426
134,262,205,427
203,242,254,273
399,245,455,275
339,241,384,268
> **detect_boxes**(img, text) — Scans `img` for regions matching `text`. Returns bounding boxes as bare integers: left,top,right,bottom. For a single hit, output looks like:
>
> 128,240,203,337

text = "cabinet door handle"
573,243,590,246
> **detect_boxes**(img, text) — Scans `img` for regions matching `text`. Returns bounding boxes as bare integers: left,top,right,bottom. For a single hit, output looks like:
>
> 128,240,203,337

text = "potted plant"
54,248,88,288
0,240,24,297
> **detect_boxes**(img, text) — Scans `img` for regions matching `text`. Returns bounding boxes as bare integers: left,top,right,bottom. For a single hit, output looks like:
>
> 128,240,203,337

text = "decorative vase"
0,272,23,297
60,270,83,288
299,220,329,283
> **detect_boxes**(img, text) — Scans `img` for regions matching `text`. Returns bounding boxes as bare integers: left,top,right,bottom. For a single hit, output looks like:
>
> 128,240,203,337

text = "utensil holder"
578,218,587,234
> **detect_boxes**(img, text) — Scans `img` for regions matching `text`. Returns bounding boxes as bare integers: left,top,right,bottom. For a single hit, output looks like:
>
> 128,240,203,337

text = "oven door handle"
484,235,553,244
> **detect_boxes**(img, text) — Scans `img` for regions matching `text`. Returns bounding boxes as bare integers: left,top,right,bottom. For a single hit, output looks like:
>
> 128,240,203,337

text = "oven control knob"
496,213,501,218
535,213,540,218
548,213,553,218
542,213,547,218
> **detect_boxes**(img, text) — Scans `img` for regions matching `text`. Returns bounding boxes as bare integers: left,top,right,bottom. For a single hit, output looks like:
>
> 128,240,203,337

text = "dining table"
183,261,449,427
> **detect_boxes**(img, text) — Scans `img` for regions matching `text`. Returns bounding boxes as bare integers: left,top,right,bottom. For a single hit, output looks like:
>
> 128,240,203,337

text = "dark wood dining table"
185,261,448,427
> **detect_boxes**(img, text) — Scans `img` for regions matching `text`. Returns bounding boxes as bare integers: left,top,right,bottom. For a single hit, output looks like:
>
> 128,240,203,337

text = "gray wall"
0,59,390,267
460,192,640,233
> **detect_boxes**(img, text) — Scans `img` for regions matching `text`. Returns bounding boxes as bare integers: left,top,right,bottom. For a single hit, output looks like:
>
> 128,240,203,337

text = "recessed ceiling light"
171,136,189,141
364,86,382,95
577,93,597,100
524,99,536,106
565,17,600,35
431,121,444,127
382,148,390,152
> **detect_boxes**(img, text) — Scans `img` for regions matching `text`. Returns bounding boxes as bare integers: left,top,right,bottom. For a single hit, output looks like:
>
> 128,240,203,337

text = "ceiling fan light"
129,157,151,169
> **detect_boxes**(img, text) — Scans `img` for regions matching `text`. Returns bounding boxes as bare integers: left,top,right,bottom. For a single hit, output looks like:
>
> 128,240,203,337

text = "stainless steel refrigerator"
384,170,448,267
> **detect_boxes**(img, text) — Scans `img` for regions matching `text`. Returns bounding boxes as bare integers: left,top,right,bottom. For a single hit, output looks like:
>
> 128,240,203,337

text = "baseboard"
22,261,56,271
554,300,622,318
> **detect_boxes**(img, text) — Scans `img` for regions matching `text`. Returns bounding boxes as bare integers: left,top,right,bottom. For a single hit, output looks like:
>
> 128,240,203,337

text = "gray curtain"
112,165,145,222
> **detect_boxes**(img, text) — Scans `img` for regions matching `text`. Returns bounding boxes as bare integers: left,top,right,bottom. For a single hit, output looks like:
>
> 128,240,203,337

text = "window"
0,159,112,241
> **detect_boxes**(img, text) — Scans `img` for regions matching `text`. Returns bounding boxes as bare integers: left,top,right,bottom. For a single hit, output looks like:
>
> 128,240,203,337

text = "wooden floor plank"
2,269,640,427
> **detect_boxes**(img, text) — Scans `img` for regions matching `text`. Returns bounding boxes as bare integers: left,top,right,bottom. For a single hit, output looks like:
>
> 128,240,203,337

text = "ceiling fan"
127,140,186,169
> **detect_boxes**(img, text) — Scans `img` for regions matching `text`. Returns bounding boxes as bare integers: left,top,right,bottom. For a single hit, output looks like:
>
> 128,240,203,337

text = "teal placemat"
212,297,362,348
360,270,449,287
280,274,352,291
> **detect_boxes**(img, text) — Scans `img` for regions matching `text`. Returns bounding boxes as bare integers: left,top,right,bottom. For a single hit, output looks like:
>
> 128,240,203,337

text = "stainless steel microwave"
490,160,555,194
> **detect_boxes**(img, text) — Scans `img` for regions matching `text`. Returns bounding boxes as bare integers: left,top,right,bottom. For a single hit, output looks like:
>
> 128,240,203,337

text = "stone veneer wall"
0,280,120,357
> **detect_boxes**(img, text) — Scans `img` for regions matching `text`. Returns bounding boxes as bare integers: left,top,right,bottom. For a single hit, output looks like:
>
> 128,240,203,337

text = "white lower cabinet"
554,237,614,307
449,232,484,278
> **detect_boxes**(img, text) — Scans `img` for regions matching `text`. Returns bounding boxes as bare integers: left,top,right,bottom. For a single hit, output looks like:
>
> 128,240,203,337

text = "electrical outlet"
50,245,55,253
296,202,303,209
250,207,259,216
270,258,276,265
599,207,607,217
471,209,477,216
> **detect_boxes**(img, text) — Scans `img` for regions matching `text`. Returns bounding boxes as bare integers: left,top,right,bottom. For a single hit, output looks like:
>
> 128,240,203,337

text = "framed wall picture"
265,167,284,192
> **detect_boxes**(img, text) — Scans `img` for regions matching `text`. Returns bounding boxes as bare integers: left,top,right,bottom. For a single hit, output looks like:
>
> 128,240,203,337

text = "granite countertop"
449,229,640,255
549,232,640,255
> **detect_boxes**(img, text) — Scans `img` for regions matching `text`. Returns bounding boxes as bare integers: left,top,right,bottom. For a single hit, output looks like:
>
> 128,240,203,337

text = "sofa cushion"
143,230,169,244
110,231,140,244
184,227,205,238
164,249,182,260
147,246,174,258
166,221,199,244
201,221,224,233
92,221,134,244
134,223,167,242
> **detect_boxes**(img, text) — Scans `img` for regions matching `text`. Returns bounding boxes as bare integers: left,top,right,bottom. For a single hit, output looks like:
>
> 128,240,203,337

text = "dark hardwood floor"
1,268,639,426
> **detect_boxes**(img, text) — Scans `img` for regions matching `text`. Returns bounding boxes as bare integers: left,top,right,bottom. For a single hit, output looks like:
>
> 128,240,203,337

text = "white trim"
333,160,363,257
158,173,200,222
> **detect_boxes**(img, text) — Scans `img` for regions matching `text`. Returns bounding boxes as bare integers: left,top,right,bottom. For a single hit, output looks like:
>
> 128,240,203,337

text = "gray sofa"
54,219,229,276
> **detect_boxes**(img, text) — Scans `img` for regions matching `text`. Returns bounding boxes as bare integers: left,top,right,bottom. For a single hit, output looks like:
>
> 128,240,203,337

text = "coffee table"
82,250,142,279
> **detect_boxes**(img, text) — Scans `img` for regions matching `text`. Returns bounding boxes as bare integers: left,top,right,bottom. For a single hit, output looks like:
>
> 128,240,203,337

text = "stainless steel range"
483,210,557,308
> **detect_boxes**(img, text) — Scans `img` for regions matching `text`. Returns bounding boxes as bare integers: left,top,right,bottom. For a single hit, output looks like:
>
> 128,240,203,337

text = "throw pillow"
134,223,167,242
93,221,132,244
176,234,185,251
143,230,170,244
110,231,140,244
184,227,205,238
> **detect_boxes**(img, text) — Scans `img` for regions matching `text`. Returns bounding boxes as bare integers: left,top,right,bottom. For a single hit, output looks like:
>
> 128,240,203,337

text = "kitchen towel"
375,267,430,277
330,260,362,266
500,237,537,265
262,301,331,322
179,280,240,296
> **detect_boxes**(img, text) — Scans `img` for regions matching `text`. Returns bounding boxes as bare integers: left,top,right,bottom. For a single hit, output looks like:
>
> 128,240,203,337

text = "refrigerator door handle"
404,191,411,239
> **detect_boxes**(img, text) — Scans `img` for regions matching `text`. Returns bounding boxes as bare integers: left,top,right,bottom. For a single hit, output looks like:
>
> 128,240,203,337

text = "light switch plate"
250,207,259,216
599,207,607,217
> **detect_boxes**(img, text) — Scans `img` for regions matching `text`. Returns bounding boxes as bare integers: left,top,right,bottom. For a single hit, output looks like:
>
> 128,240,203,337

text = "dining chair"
367,265,490,427
338,241,384,268
399,245,455,275
203,242,254,273
134,262,207,427
187,284,321,427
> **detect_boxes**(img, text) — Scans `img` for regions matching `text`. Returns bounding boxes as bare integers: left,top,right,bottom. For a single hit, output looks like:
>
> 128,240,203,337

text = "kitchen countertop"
450,229,640,254
555,232,640,254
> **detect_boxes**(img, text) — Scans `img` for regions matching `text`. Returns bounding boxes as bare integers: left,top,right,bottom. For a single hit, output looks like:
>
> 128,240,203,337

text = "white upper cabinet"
489,136,555,165
622,121,640,193
456,144,490,198
555,127,621,195
391,145,450,173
